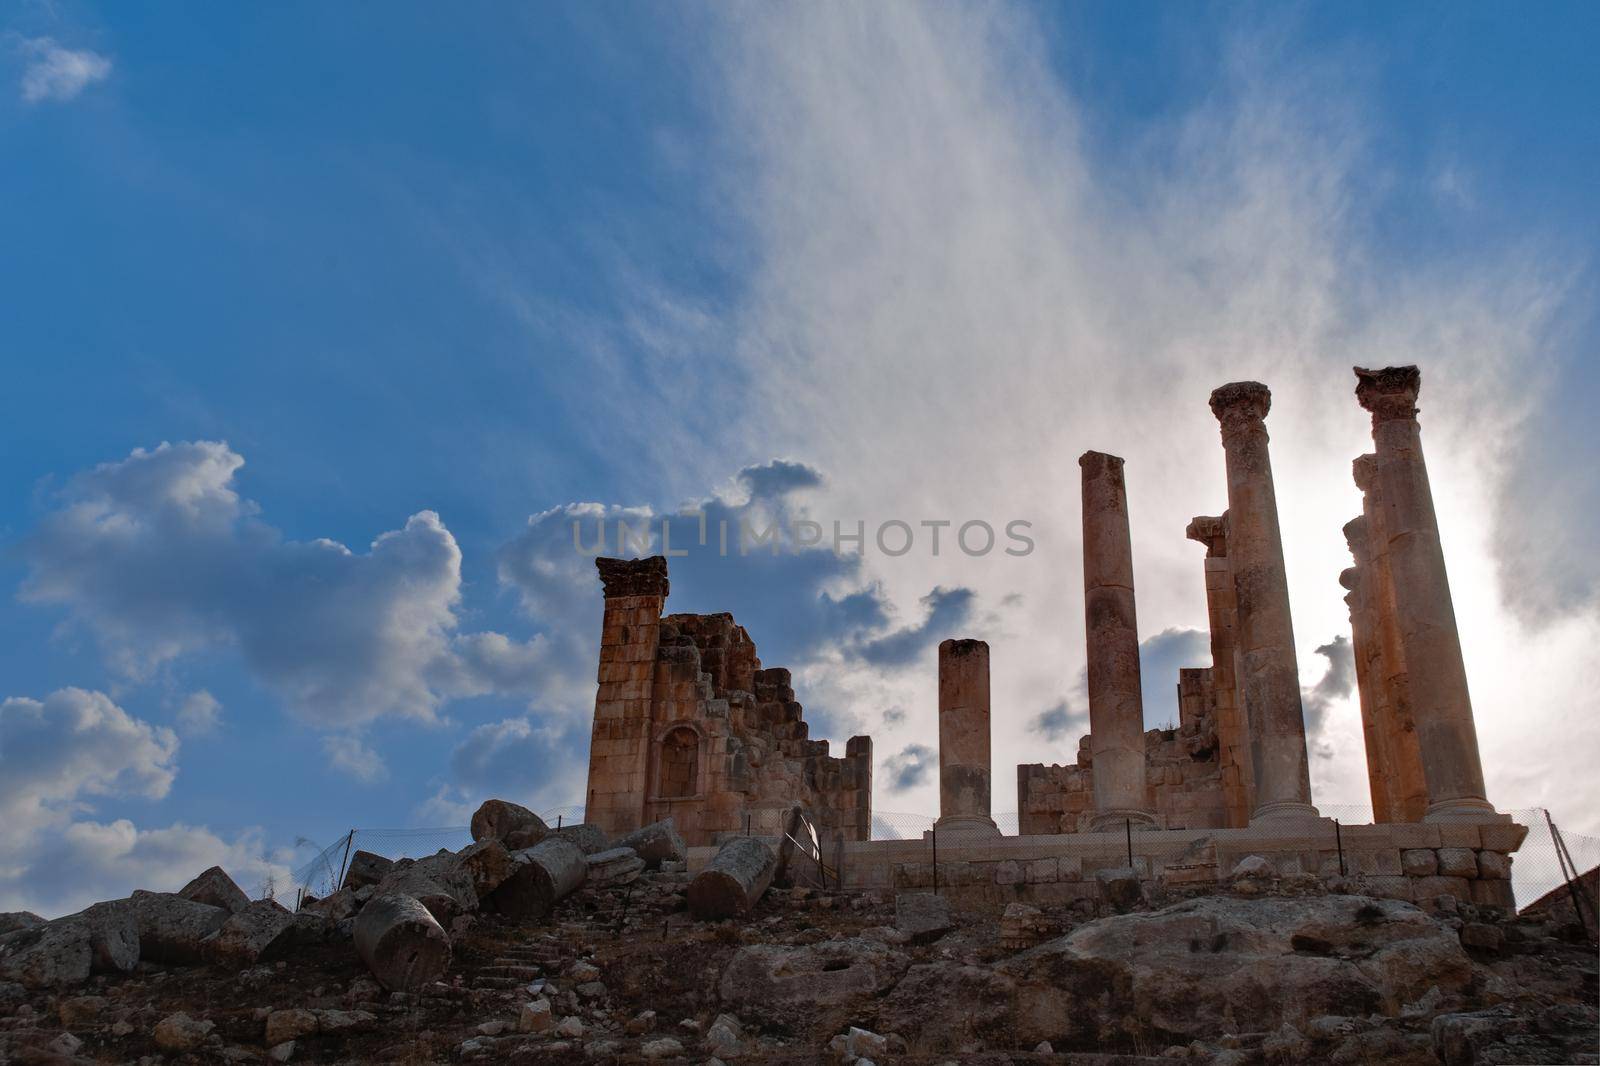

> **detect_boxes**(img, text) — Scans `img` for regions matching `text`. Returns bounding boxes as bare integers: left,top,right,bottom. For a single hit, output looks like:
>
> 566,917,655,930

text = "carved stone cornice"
1185,513,1228,557
1354,365,1421,424
1209,381,1272,440
596,555,670,599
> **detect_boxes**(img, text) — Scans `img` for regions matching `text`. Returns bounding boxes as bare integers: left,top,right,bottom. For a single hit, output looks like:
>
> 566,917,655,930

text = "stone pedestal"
1208,382,1318,824
1079,451,1156,831
935,639,1000,837
1354,367,1498,822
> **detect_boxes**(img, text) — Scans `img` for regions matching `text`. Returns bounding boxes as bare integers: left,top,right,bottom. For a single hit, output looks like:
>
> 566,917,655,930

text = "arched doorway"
658,727,699,798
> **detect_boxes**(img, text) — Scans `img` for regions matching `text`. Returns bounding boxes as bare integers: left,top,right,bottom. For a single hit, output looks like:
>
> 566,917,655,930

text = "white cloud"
174,690,222,737
0,688,177,854
22,441,549,738
322,735,389,784
19,37,111,104
0,688,291,917
645,5,1591,824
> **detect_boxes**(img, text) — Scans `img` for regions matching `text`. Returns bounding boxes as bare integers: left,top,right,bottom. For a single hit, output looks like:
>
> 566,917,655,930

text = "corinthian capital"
1354,365,1420,424
1209,381,1272,434
1185,513,1228,557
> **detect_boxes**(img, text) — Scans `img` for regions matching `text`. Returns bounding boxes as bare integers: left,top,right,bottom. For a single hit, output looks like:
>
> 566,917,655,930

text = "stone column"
585,556,669,837
1353,456,1429,822
1354,366,1496,821
1340,517,1397,823
1208,382,1318,823
1079,451,1156,831
1185,513,1254,826
935,638,999,837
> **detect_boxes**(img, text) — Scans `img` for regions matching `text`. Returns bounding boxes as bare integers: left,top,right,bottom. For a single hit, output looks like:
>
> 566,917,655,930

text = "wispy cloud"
18,37,111,104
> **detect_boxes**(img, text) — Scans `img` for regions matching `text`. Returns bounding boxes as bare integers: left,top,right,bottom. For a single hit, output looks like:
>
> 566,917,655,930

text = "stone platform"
687,817,1527,910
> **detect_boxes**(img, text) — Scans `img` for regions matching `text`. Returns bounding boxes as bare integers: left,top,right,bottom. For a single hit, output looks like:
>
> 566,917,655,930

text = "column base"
930,815,1001,840
1088,810,1159,833
1423,798,1509,823
1250,800,1321,827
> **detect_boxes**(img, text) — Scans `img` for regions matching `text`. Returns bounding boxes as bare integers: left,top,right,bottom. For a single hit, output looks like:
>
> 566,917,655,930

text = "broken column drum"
353,892,452,993
1354,366,1497,822
1208,382,1318,823
1080,451,1157,831
687,836,777,919
935,638,1000,837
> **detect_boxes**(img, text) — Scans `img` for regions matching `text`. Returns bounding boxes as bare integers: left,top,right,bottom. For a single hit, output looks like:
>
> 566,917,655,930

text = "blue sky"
2,2,1595,915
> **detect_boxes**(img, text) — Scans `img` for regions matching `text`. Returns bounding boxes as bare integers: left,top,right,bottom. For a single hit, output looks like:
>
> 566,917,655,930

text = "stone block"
1409,875,1472,903
1358,876,1412,901
1400,849,1438,876
1476,850,1511,879
1469,879,1515,911
893,864,932,890
1388,819,1452,845
1436,825,1482,849
1371,849,1402,876
1478,823,1528,853
1437,848,1478,878
1023,858,1057,884
1057,856,1083,882
994,861,1022,886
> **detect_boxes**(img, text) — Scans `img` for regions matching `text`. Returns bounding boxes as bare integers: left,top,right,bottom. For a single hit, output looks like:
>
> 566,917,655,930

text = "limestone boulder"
117,891,231,964
551,822,609,855
178,866,251,914
470,799,549,851
614,819,687,868
153,1012,215,1052
719,937,909,1024
993,894,1472,1045
894,892,953,944
1094,866,1144,911
456,839,516,899
878,961,1022,1056
375,853,477,924
204,898,298,964
0,903,140,988
341,850,394,891
587,847,645,889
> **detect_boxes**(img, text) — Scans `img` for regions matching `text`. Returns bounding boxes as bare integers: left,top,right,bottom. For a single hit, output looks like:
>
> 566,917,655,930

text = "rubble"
0,800,1590,1064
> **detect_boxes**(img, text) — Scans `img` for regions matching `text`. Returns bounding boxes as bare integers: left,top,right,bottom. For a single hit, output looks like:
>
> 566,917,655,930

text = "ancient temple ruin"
583,556,872,848
584,366,1523,911
1019,366,1505,838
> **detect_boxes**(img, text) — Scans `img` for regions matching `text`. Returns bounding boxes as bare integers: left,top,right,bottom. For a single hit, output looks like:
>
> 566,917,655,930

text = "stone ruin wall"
584,557,871,848
1017,668,1230,835
822,818,1526,912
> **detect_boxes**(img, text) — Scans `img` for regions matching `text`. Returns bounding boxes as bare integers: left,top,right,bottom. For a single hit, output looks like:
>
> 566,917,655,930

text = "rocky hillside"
1,806,1594,1065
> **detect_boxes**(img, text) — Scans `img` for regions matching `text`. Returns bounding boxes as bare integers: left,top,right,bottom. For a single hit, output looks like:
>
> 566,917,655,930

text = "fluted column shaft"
1354,366,1495,821
935,638,999,836
1209,382,1317,822
1080,451,1155,830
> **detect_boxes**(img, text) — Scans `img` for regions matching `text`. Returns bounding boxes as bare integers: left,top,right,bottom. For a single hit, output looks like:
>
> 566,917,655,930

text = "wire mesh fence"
256,802,1596,918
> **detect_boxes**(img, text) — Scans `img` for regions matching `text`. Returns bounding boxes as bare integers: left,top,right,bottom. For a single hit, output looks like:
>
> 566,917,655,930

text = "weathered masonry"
584,556,873,848
1021,368,1508,836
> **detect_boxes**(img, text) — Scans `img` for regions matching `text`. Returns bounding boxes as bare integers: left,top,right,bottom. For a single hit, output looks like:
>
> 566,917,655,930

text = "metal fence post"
1125,818,1133,867
1546,810,1593,937
1335,819,1345,877
931,822,939,896
334,829,355,892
